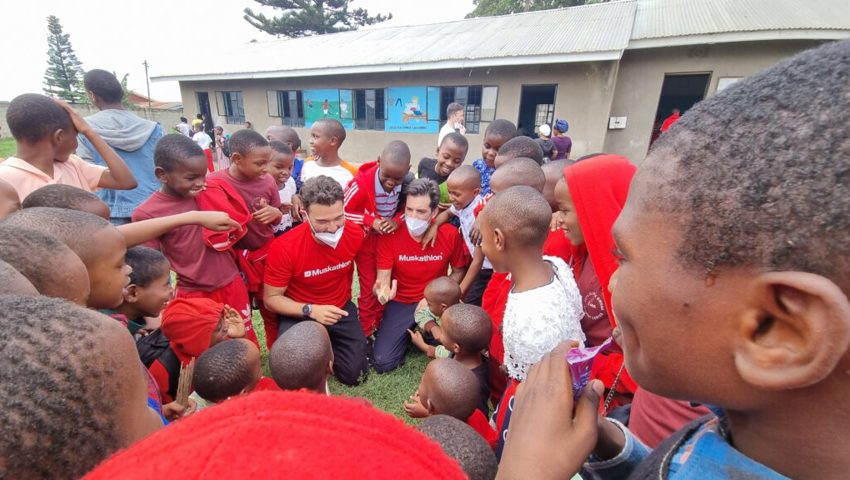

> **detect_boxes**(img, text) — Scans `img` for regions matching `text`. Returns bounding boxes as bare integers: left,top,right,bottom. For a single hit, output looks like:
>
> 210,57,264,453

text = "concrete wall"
0,102,185,140
178,60,619,166
603,40,825,163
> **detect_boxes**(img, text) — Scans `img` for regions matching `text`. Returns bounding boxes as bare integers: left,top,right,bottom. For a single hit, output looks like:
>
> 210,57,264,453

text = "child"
344,140,412,335
268,141,297,235
147,297,242,405
190,338,264,410
418,132,469,207
213,126,231,170
535,138,557,162
0,94,136,201
0,179,21,220
503,40,850,480
410,275,463,352
265,125,304,191
22,183,111,219
0,295,163,479
493,135,544,168
192,123,215,172
133,134,251,331
269,320,334,394
472,119,516,196
411,303,492,415
301,118,357,188
479,185,584,458
417,415,499,480
0,224,91,305
404,358,498,449
0,259,38,296
113,246,174,337
4,207,132,310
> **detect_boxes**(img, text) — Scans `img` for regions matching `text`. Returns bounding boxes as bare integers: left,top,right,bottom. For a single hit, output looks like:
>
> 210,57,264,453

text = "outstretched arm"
118,211,241,247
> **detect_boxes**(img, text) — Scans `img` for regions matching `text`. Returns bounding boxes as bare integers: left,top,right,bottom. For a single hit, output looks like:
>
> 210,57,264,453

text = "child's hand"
53,98,91,135
192,211,242,231
253,198,283,224
497,341,604,480
550,212,560,231
223,305,246,338
469,220,482,247
290,195,304,222
381,220,399,234
162,401,191,422
420,224,439,249
403,393,429,418
279,204,292,215
371,218,386,234
407,329,427,350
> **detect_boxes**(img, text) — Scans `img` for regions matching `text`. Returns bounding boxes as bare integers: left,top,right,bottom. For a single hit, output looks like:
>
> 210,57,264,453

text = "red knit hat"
84,391,466,479
160,297,224,364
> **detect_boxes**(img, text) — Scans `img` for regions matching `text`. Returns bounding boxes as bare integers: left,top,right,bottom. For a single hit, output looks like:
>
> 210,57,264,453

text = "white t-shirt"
300,161,353,189
193,131,213,150
502,256,585,381
438,121,465,146
176,123,192,137
274,177,297,233
449,195,492,270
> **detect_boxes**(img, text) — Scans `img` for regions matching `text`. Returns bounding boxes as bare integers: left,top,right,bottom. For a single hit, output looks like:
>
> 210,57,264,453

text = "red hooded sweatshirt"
195,178,251,251
343,161,404,230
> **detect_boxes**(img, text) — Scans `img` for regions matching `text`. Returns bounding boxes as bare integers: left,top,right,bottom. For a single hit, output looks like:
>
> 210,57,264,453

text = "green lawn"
250,271,428,425
0,137,16,158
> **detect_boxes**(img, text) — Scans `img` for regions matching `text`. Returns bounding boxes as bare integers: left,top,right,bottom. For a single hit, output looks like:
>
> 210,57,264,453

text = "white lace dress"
502,256,585,381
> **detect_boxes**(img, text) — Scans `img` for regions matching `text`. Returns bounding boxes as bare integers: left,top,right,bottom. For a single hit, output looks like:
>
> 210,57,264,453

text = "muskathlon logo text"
304,260,352,278
398,254,444,262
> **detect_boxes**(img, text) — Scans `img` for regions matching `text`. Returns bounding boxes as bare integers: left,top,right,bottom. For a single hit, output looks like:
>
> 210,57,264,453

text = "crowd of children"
0,40,847,479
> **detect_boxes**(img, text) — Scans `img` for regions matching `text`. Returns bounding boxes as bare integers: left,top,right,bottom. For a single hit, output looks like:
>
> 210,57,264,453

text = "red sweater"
343,161,403,230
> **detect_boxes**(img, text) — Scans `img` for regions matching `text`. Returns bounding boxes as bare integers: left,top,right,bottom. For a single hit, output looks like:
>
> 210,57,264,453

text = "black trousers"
277,301,369,386
464,268,494,306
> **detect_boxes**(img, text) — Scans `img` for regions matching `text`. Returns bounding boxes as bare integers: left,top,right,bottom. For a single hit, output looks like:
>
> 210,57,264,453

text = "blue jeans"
371,300,418,373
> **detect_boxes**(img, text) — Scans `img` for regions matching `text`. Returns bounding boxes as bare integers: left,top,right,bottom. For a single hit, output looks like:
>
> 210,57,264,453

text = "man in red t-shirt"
263,176,369,386
372,179,468,373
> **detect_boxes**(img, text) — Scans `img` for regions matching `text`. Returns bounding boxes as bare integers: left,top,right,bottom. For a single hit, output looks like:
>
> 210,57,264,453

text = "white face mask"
306,215,344,249
405,217,430,237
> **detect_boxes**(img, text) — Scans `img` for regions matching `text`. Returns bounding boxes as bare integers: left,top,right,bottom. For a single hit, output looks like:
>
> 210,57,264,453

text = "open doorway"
517,84,557,137
196,92,213,134
650,73,710,145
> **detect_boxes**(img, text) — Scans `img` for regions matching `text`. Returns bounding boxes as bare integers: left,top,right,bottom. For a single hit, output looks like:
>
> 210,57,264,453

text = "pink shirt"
132,191,240,292
0,154,105,200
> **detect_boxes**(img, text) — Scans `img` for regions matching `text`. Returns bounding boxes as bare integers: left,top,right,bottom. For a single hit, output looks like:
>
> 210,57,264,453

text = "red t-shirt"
207,170,281,251
377,224,468,304
264,221,364,308
133,191,239,291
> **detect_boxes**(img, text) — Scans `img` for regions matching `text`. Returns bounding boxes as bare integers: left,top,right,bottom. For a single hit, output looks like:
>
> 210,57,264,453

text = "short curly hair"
0,295,125,479
193,339,258,403
404,178,440,210
84,69,124,103
154,134,205,172
639,39,850,282
229,128,269,156
422,358,480,421
442,304,492,353
22,184,109,217
417,415,498,480
125,246,170,287
300,175,344,210
6,93,73,143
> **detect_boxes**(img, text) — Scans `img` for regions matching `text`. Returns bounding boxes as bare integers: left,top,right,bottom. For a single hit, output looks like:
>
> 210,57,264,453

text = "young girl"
214,126,231,171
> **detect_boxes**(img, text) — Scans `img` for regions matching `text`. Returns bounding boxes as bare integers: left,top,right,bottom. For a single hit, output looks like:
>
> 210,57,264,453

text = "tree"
466,0,605,18
244,0,391,38
43,15,86,103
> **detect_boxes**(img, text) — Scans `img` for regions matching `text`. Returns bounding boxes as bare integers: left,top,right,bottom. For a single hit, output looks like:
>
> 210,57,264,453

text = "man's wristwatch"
302,303,313,319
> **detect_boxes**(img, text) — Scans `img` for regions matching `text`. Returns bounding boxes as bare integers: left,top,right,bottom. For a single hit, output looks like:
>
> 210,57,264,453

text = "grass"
251,270,428,425
0,137,16,158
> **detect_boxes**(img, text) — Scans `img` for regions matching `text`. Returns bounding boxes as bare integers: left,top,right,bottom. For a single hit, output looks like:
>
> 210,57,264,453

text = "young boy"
133,134,251,328
417,415,499,480
301,118,357,188
0,295,163,479
344,140,412,335
266,125,305,191
404,358,498,449
192,123,215,172
0,224,91,305
411,303,492,415
472,119,516,196
503,39,850,480
0,259,38,296
22,183,111,219
268,141,297,235
113,246,174,337
0,94,136,201
479,185,584,457
410,275,463,353
3,207,132,310
190,338,265,410
269,320,334,394
418,132,469,206
493,135,544,168
0,179,21,220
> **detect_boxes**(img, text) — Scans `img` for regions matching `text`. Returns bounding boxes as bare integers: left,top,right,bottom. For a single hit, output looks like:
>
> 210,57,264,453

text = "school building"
156,0,850,164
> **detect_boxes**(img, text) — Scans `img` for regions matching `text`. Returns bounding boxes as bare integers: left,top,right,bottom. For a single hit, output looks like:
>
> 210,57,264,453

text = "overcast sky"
1,0,475,102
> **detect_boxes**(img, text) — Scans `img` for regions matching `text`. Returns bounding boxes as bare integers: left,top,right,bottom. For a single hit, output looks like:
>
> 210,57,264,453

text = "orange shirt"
0,154,105,201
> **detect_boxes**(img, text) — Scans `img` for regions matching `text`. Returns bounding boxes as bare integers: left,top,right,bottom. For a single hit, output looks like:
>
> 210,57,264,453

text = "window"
534,104,555,128
353,88,386,131
438,85,498,134
268,90,305,127
215,91,245,124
